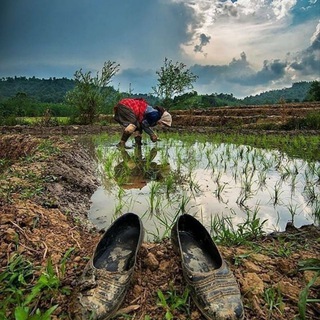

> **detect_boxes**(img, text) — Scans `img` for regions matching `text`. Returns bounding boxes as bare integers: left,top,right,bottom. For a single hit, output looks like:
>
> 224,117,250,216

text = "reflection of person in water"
114,145,170,189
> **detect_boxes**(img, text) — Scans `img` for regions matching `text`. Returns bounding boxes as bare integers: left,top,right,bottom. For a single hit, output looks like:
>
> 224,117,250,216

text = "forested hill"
242,82,312,105
0,76,313,105
0,77,76,103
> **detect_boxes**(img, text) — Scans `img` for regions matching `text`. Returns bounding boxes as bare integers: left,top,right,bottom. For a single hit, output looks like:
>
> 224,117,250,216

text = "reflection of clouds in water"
88,138,319,238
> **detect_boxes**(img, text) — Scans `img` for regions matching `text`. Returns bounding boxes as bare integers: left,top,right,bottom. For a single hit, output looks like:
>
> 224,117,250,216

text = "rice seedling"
103,149,118,179
188,174,201,193
257,170,267,188
279,165,292,181
314,165,320,183
210,207,267,246
271,181,284,206
148,181,161,213
236,190,250,208
178,192,192,215
210,215,242,246
286,203,300,224
237,206,267,240
312,199,320,223
114,187,126,215
152,210,178,239
304,183,318,204
214,181,227,203
241,167,254,196
163,173,175,197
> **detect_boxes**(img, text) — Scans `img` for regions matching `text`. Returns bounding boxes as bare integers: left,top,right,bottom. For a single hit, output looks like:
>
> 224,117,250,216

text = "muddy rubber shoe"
171,214,244,320
77,213,144,320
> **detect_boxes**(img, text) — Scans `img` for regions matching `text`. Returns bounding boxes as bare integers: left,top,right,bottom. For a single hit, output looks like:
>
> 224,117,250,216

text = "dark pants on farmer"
114,104,141,131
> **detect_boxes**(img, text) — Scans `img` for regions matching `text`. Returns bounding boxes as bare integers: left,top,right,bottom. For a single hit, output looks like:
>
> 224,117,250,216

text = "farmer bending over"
114,98,172,148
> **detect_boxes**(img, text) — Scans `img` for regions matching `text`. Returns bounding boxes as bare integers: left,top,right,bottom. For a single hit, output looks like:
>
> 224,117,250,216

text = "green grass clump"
0,249,74,320
156,285,190,320
298,258,320,320
210,207,267,246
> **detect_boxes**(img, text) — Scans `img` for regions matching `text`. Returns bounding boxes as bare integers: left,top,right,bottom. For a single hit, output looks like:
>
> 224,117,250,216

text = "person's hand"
150,134,158,142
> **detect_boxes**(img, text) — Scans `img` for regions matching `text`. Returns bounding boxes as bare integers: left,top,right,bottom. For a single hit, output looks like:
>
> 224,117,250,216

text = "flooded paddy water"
80,133,320,241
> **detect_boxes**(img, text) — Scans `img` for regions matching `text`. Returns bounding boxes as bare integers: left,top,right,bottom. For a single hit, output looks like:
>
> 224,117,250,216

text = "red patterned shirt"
118,98,148,123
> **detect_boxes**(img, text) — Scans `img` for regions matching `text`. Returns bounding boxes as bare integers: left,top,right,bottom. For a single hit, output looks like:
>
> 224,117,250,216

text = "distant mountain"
0,77,313,106
242,82,312,105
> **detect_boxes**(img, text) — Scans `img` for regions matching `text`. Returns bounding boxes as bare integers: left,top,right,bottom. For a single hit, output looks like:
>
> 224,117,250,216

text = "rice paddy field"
1,131,319,319
81,132,320,242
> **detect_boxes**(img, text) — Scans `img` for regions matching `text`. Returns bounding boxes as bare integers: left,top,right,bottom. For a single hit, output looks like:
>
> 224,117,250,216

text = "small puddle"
79,134,320,241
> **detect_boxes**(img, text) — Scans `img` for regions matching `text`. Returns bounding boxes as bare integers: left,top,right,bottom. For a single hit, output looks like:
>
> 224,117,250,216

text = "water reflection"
114,146,170,189
81,135,320,241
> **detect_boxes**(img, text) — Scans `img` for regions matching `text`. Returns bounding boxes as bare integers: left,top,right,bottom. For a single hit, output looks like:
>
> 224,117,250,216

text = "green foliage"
204,132,320,162
298,259,320,320
36,139,61,157
307,80,320,101
156,286,190,319
263,286,284,315
0,76,75,103
65,61,120,124
282,111,320,130
243,81,312,105
0,250,74,320
0,91,74,125
0,77,317,121
14,305,58,320
152,58,198,108
210,207,267,246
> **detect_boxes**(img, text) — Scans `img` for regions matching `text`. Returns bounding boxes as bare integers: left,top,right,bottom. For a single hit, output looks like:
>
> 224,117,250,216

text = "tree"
66,61,120,124
152,58,198,108
308,81,320,101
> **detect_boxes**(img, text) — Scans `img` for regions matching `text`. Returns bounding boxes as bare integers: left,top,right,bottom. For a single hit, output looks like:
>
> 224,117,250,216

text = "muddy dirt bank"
0,134,319,320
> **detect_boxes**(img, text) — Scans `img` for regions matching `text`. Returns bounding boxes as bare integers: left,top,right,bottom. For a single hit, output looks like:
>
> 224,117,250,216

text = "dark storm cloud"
0,0,194,77
190,51,254,85
190,52,289,97
236,59,288,86
194,33,211,53
289,24,320,76
290,55,319,75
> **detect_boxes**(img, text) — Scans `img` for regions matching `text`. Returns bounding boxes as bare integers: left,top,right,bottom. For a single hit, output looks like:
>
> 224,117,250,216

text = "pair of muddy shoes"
77,213,243,320
77,213,144,320
172,214,244,320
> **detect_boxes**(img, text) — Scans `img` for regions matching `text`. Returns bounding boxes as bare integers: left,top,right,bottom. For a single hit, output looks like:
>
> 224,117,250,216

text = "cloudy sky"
0,0,319,98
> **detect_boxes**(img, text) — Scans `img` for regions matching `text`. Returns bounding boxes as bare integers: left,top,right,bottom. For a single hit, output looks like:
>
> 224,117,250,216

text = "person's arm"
141,120,157,142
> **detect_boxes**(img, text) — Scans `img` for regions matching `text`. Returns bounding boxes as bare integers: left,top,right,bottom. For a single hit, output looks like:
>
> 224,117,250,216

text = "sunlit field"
80,132,320,242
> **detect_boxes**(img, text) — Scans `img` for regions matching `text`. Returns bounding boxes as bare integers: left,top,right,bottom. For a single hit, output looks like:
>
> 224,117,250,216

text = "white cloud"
310,20,320,45
1,0,319,97
175,0,316,70
271,0,297,20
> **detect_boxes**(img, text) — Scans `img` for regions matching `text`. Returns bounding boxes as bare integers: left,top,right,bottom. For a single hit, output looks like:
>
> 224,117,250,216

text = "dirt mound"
0,134,41,159
170,102,320,129
0,134,319,320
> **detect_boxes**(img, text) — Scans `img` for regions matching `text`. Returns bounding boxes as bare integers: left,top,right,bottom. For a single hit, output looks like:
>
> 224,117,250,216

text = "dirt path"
0,133,319,320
